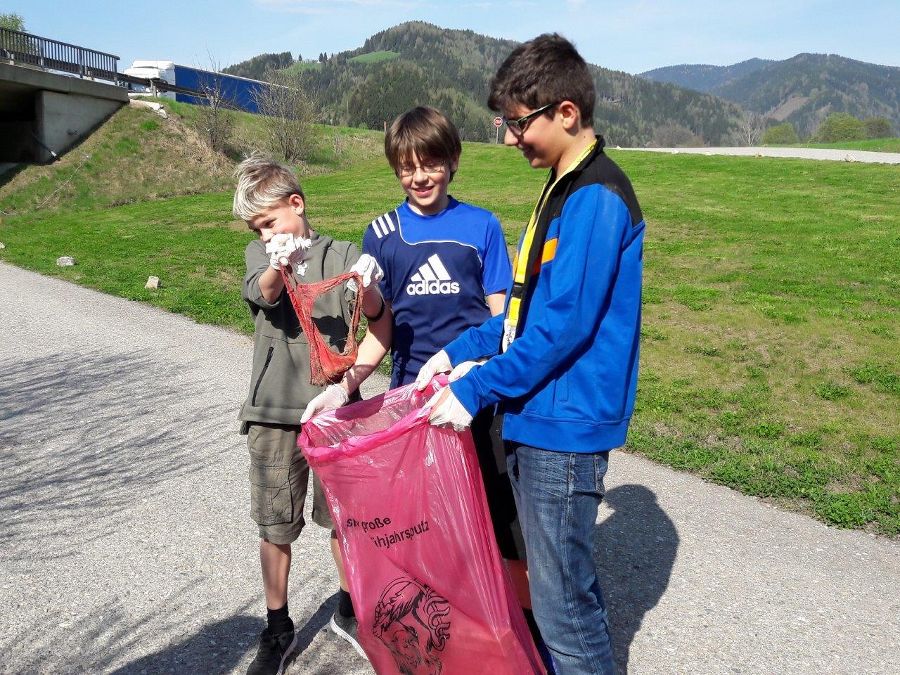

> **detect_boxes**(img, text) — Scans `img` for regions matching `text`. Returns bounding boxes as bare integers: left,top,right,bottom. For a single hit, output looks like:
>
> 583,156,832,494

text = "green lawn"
783,138,900,153
1,146,897,535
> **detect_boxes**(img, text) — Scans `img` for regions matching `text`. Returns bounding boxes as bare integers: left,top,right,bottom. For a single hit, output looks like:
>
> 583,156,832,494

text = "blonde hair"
232,153,305,222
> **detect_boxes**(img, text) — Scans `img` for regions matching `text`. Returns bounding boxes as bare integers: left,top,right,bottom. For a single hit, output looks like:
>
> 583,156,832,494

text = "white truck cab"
123,60,176,98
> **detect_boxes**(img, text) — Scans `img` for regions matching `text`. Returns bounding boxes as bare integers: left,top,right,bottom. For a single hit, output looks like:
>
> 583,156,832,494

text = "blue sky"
6,0,898,74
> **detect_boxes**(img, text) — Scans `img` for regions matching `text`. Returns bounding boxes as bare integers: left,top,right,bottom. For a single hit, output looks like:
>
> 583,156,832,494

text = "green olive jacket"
239,232,359,432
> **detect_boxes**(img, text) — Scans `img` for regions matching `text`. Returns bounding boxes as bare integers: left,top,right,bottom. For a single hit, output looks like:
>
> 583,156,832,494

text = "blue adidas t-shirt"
363,197,511,388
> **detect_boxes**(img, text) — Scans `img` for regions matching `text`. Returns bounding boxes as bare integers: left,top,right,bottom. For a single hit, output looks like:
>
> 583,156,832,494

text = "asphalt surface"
617,146,900,164
1,261,898,674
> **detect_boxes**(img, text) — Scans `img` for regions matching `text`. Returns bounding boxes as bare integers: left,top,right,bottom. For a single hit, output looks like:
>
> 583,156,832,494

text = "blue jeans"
507,444,615,675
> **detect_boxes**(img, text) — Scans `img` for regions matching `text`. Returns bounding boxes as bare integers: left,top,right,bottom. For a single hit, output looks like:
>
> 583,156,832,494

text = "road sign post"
493,115,502,143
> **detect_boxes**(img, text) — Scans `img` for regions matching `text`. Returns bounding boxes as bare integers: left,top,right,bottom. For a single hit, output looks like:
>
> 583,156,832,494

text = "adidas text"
407,280,460,295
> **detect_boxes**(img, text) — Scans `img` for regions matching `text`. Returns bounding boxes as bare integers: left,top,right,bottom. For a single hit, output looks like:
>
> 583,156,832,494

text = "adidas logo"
407,254,460,295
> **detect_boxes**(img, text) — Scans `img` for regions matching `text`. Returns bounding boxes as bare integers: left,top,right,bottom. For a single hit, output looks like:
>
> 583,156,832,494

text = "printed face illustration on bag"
373,577,451,675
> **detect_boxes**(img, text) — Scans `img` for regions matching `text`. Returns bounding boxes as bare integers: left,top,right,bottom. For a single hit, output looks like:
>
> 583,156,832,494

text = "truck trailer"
123,60,270,113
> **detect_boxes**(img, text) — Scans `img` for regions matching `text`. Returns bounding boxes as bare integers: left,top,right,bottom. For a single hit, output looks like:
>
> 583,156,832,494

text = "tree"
195,61,236,154
1,13,39,62
0,13,25,31
739,111,766,146
649,122,703,147
864,117,893,139
253,68,316,162
815,112,866,142
762,122,800,145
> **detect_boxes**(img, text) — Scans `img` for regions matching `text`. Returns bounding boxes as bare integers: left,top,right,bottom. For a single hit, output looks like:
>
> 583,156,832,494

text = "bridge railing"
0,27,119,82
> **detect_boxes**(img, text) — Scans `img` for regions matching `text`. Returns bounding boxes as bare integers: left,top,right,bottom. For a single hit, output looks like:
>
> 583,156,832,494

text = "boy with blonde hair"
234,154,389,675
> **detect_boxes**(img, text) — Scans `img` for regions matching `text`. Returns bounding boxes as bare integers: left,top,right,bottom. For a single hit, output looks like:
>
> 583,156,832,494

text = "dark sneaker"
329,612,368,660
247,626,298,675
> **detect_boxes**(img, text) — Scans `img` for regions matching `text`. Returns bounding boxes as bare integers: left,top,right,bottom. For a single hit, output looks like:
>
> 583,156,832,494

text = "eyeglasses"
503,102,560,135
398,162,447,178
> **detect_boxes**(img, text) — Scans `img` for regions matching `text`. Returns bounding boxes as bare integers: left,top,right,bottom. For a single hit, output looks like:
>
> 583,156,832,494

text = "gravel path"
617,146,900,164
1,261,897,674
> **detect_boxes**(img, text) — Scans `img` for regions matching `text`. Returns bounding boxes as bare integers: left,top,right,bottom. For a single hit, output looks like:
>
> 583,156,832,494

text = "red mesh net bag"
280,267,362,386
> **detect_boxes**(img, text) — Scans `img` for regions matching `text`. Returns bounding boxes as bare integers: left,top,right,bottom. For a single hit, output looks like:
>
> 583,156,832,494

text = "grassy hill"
224,21,746,147
1,111,897,535
0,103,232,214
0,101,384,215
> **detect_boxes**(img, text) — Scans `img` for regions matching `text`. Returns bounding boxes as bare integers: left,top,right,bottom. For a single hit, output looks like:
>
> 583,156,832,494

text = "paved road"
1,261,897,674
618,146,900,164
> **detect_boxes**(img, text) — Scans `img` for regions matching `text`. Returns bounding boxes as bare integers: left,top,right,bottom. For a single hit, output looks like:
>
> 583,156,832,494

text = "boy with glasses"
419,34,646,674
302,105,545,658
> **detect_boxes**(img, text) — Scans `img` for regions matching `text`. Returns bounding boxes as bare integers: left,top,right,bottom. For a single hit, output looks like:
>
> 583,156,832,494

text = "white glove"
448,360,481,382
414,350,452,390
346,254,384,293
266,233,311,273
501,318,516,353
427,387,474,432
300,384,350,423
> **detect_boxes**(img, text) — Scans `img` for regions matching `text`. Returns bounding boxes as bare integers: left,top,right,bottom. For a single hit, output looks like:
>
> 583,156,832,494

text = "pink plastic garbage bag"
299,378,543,675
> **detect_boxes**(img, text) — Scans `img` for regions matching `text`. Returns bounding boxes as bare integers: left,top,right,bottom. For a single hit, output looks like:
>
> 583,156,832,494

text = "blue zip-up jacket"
445,140,645,452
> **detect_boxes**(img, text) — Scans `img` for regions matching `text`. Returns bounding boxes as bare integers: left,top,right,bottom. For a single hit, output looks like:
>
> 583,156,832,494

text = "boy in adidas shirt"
302,105,540,644
359,106,509,383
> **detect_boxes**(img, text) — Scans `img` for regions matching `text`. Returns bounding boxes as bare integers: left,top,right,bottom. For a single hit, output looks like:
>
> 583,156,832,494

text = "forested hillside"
225,21,746,146
222,51,294,80
641,59,772,93
643,53,900,138
714,54,900,137
589,67,743,147
310,23,513,142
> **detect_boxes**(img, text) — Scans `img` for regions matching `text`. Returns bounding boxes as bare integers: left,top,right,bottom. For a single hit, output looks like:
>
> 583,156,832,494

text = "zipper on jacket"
251,342,275,406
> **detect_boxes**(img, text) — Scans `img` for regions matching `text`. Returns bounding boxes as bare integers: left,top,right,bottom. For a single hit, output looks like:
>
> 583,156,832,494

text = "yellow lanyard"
503,141,597,348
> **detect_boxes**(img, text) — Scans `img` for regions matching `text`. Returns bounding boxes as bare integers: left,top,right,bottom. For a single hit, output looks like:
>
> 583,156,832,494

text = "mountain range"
225,22,898,145
639,59,774,94
641,54,899,137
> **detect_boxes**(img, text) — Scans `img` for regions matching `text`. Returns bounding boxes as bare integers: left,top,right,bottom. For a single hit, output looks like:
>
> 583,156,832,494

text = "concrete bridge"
0,29,128,165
